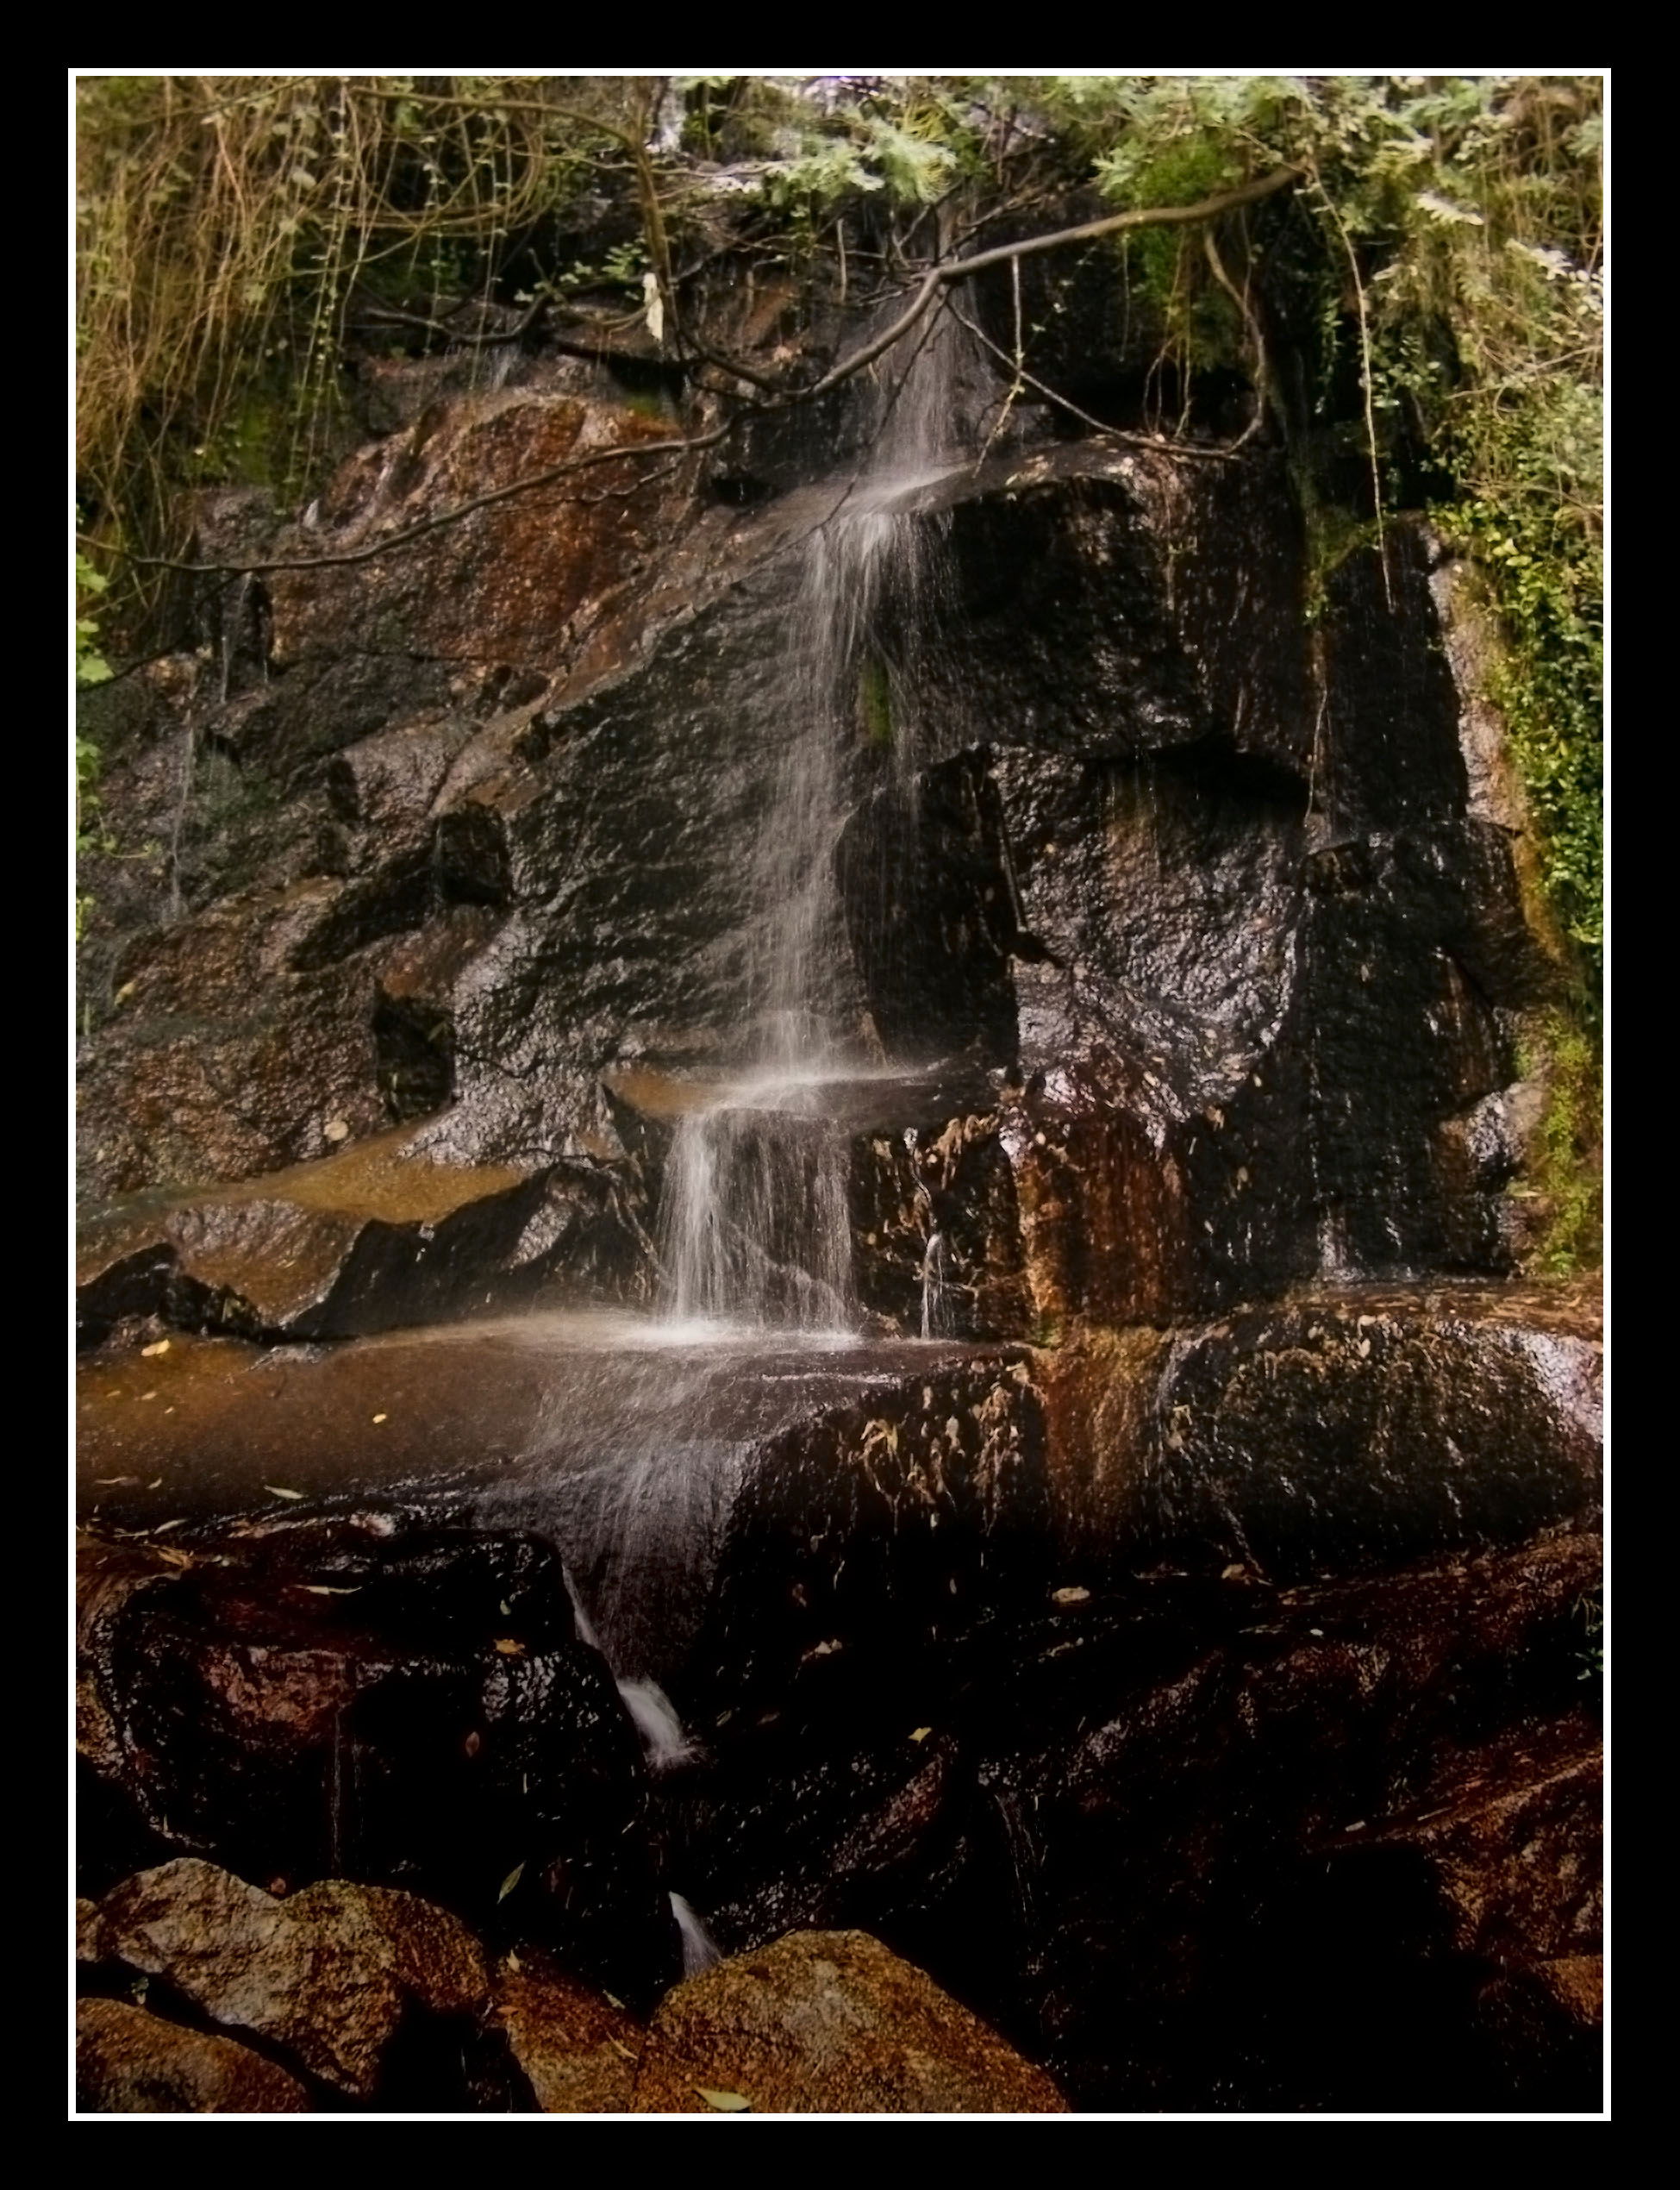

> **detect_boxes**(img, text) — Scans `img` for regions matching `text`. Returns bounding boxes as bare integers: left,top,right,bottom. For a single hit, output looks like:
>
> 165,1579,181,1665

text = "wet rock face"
1100,1287,1602,1580
78,360,1552,1323
77,1520,677,1999
76,1129,653,1348
671,1530,1602,2113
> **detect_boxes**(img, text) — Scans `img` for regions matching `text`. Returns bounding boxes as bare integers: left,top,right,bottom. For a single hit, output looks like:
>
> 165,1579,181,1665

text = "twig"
806,167,1300,403
84,167,1299,580
1313,178,1391,607
82,426,729,577
948,301,1241,462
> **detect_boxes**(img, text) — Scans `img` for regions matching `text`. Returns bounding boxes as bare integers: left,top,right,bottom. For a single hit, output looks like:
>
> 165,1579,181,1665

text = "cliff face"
76,284,1558,1344
75,253,1599,2116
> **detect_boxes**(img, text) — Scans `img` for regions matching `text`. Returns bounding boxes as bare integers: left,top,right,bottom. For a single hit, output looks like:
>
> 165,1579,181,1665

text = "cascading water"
655,305,975,1334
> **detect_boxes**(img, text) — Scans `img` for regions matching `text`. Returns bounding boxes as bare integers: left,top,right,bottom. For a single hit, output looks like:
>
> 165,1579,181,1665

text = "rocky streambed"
76,1280,1600,2114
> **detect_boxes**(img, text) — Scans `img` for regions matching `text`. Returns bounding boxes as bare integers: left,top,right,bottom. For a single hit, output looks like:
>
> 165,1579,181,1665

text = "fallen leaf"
147,1478,163,1489
150,1518,184,1532
604,1993,625,2011
140,1392,158,1402
372,1413,387,1424
95,1476,137,1486
609,2038,636,2061
155,1547,193,1568
265,1486,305,1501
497,1862,524,1903
909,1726,934,1743
1221,1563,1247,1580
141,1339,171,1358
299,1584,360,1596
505,1951,521,1974
494,1637,527,1657
1052,1586,1090,1605
696,2088,752,2112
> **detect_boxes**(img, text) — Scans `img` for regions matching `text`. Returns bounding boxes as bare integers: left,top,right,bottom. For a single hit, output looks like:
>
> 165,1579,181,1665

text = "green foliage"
1511,1006,1602,1274
859,655,894,748
76,550,113,687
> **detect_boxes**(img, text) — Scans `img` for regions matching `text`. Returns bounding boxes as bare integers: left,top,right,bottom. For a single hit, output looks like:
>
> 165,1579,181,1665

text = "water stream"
654,308,973,1335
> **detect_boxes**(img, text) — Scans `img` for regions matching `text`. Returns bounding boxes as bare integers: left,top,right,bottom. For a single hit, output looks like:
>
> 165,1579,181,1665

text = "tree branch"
84,425,730,577
83,166,1300,580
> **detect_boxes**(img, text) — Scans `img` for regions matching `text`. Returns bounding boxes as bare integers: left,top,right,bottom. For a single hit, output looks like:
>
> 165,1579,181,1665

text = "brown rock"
290,1880,490,2018
76,1899,108,1966
100,1859,484,2097
77,1997,310,2114
1342,1716,1602,1965
492,1951,643,2112
633,1930,1065,2115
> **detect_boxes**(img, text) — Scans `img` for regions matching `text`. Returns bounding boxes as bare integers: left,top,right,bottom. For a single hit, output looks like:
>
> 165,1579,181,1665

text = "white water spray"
655,307,976,1334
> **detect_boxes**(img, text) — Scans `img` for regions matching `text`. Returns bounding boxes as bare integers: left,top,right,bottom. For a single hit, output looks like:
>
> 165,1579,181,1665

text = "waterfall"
921,1230,948,1340
654,303,975,1334
669,1891,723,1975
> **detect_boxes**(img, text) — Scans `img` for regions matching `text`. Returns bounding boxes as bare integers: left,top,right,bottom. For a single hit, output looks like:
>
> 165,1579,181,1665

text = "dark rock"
669,1529,1599,2113
76,1128,653,1345
77,1520,675,1997
77,1995,311,2114
632,1929,1066,2113
1106,1284,1602,1579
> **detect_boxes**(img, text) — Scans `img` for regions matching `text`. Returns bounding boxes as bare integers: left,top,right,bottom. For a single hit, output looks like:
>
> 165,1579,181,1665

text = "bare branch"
85,424,730,577
83,166,1300,582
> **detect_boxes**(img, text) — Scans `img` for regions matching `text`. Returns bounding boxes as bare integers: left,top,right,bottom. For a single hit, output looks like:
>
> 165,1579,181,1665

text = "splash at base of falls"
658,1074,856,1333
618,1678,699,1774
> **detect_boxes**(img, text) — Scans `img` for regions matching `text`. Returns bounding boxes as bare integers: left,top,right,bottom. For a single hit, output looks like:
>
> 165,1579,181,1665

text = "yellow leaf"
265,1486,305,1501
141,1339,171,1358
696,2088,752,2112
494,1637,527,1657
909,1726,934,1743
1051,1585,1090,1605
372,1413,388,1424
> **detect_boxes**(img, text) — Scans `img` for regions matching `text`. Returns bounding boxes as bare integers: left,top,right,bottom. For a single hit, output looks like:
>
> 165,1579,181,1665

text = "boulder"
633,1929,1066,2113
77,1995,310,2114
77,1126,653,1345
490,1951,644,2112
76,1518,675,1996
99,1860,486,2097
